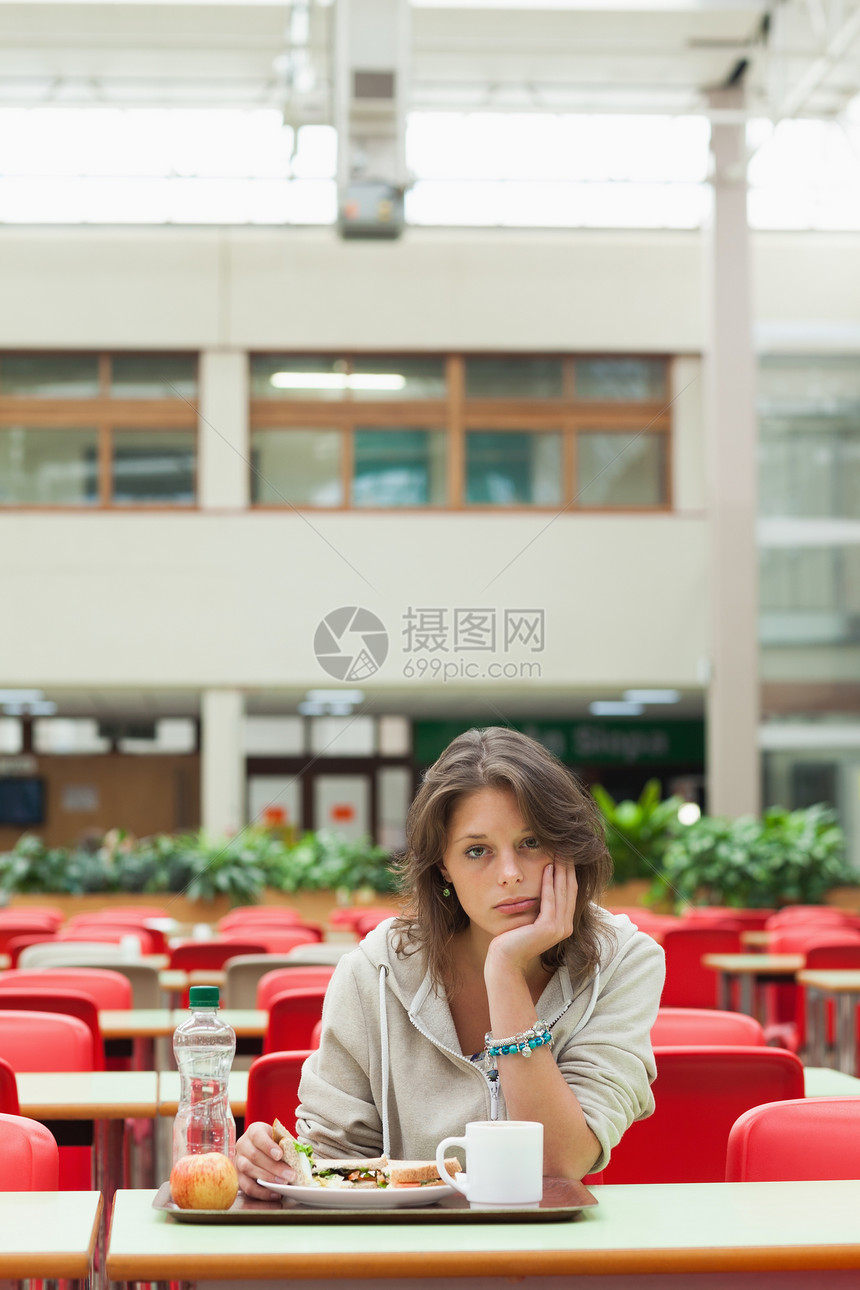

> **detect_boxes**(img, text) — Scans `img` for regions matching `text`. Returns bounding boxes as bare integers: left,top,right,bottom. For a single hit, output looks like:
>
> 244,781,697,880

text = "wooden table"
797,969,860,1075
0,1191,102,1286
107,1181,860,1287
702,952,805,1018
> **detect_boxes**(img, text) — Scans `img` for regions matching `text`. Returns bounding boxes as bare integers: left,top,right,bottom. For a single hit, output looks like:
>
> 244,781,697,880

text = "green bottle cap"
189,985,220,1008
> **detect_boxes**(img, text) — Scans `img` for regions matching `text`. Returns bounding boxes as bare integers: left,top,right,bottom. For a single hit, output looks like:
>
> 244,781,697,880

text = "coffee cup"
435,1120,543,1206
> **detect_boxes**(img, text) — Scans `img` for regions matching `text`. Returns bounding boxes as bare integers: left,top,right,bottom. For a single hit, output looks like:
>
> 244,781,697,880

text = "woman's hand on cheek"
486,861,578,976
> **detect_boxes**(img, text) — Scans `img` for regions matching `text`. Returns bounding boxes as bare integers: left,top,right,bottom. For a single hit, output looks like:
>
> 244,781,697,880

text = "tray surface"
152,1177,596,1224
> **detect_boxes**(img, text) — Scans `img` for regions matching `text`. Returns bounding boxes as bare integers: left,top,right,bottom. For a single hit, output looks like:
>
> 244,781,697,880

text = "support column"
201,689,245,836
198,350,249,510
704,87,760,817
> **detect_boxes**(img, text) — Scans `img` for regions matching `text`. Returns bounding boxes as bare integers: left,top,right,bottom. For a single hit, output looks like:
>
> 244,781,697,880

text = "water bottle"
172,985,236,1164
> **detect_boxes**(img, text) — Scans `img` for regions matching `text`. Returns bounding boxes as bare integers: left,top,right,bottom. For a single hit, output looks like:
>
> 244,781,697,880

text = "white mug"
435,1120,543,1206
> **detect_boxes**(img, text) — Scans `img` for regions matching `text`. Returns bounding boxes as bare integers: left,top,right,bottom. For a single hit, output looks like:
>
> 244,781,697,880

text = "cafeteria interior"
2,0,860,1285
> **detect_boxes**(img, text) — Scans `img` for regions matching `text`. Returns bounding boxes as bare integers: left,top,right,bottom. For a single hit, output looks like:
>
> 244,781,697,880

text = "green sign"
413,719,705,767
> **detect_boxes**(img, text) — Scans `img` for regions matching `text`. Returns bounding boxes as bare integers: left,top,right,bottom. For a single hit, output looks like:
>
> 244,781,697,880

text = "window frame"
250,351,673,513
0,350,199,511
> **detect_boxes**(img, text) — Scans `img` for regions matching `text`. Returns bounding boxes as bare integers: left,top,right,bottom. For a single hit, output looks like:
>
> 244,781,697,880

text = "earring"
442,885,451,898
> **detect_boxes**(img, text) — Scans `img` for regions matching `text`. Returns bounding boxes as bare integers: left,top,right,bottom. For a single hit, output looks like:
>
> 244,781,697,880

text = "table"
702,952,804,1018
0,1191,102,1287
804,1065,860,1096
797,969,860,1075
107,1181,860,1288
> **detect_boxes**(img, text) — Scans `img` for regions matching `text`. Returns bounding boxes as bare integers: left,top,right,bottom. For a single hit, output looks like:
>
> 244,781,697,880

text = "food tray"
152,1178,596,1224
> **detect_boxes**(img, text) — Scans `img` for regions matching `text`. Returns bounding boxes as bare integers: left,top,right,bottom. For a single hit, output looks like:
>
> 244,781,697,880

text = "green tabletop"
0,1191,102,1280
107,1181,860,1281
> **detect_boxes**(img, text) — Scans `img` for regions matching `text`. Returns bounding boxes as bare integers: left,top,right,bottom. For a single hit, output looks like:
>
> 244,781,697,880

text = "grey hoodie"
296,909,664,1172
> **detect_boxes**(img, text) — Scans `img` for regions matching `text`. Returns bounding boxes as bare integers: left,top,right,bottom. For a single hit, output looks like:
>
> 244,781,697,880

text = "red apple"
170,1152,239,1210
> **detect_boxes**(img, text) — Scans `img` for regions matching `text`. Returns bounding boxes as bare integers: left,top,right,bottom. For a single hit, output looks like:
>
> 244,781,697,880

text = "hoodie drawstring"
378,963,391,1158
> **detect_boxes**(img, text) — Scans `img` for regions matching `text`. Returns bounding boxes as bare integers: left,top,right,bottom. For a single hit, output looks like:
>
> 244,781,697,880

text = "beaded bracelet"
485,1021,553,1059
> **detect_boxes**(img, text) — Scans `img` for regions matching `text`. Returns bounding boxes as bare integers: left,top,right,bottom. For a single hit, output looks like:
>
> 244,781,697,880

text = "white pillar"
704,88,760,817
198,350,249,510
201,689,245,836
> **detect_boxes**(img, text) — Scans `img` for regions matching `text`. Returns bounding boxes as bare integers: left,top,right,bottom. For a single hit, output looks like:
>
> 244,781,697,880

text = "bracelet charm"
484,1021,553,1059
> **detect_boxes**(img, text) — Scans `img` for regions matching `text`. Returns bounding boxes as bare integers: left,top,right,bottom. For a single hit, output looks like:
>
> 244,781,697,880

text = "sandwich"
271,1119,462,1190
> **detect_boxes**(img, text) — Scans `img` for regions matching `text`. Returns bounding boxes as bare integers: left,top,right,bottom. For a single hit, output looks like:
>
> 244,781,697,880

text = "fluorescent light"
298,701,326,715
678,802,701,825
26,701,57,716
0,689,43,703
623,689,681,704
269,372,406,392
306,690,365,704
588,701,645,717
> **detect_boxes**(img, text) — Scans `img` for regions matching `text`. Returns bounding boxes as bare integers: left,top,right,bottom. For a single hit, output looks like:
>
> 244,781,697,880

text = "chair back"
0,1113,59,1190
168,940,267,971
766,907,851,928
245,1051,313,1134
0,921,60,954
769,927,860,955
328,906,399,936
727,1096,860,1181
660,926,742,1008
264,987,329,1054
651,1007,766,1047
63,916,168,953
221,926,323,953
0,1010,95,1072
0,967,133,1010
0,1058,19,1114
600,1045,806,1184
680,908,774,930
55,925,154,953
0,989,105,1069
256,966,335,1011
219,907,304,930
0,905,64,926
17,940,142,969
223,956,331,1009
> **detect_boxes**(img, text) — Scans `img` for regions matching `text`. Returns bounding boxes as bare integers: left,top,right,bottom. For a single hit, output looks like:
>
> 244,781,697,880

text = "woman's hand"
485,861,578,978
235,1122,298,1199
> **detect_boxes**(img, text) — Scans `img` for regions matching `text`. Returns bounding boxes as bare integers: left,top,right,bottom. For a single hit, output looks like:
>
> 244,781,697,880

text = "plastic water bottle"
172,985,237,1164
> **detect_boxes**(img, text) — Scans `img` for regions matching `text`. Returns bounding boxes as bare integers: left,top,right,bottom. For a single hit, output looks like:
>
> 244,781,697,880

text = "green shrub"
592,780,684,884
654,803,858,908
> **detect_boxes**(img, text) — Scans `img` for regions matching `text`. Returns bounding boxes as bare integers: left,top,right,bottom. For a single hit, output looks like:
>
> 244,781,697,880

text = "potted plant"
592,780,684,900
652,802,859,910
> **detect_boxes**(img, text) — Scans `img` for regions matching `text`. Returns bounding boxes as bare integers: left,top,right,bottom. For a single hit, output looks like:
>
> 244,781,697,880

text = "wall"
0,753,200,850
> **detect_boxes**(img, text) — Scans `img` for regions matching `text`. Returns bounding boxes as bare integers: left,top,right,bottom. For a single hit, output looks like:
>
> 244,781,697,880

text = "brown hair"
392,726,613,989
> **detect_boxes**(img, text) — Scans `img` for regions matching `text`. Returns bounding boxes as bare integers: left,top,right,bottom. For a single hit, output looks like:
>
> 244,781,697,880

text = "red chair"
599,1045,806,1184
219,907,304,930
0,967,133,1010
353,910,398,938
0,919,61,954
0,1011,97,1189
328,906,399,937
0,1113,59,1190
310,1019,322,1048
651,1008,766,1047
245,1050,313,1135
64,915,168,953
256,966,335,1011
660,926,742,1008
55,925,158,954
0,989,105,1069
0,905,64,926
6,935,61,966
168,939,267,970
681,908,775,931
264,987,329,1054
766,907,852,928
221,926,323,953
0,1058,19,1114
726,1097,860,1181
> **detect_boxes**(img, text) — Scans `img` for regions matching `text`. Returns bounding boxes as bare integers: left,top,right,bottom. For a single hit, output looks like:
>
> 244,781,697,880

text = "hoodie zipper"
407,1013,501,1118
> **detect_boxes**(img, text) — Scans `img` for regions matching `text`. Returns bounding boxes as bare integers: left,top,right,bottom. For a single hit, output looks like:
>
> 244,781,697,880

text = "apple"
170,1152,239,1210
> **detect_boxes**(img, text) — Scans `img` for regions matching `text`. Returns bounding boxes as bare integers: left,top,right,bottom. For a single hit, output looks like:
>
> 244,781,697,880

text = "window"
250,352,671,512
0,352,198,507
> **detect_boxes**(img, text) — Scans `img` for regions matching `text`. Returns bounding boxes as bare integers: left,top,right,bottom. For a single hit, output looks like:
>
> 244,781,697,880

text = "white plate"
257,1179,453,1209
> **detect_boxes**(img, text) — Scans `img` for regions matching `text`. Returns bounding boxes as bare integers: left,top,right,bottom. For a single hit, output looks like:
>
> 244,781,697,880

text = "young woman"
236,726,664,1195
